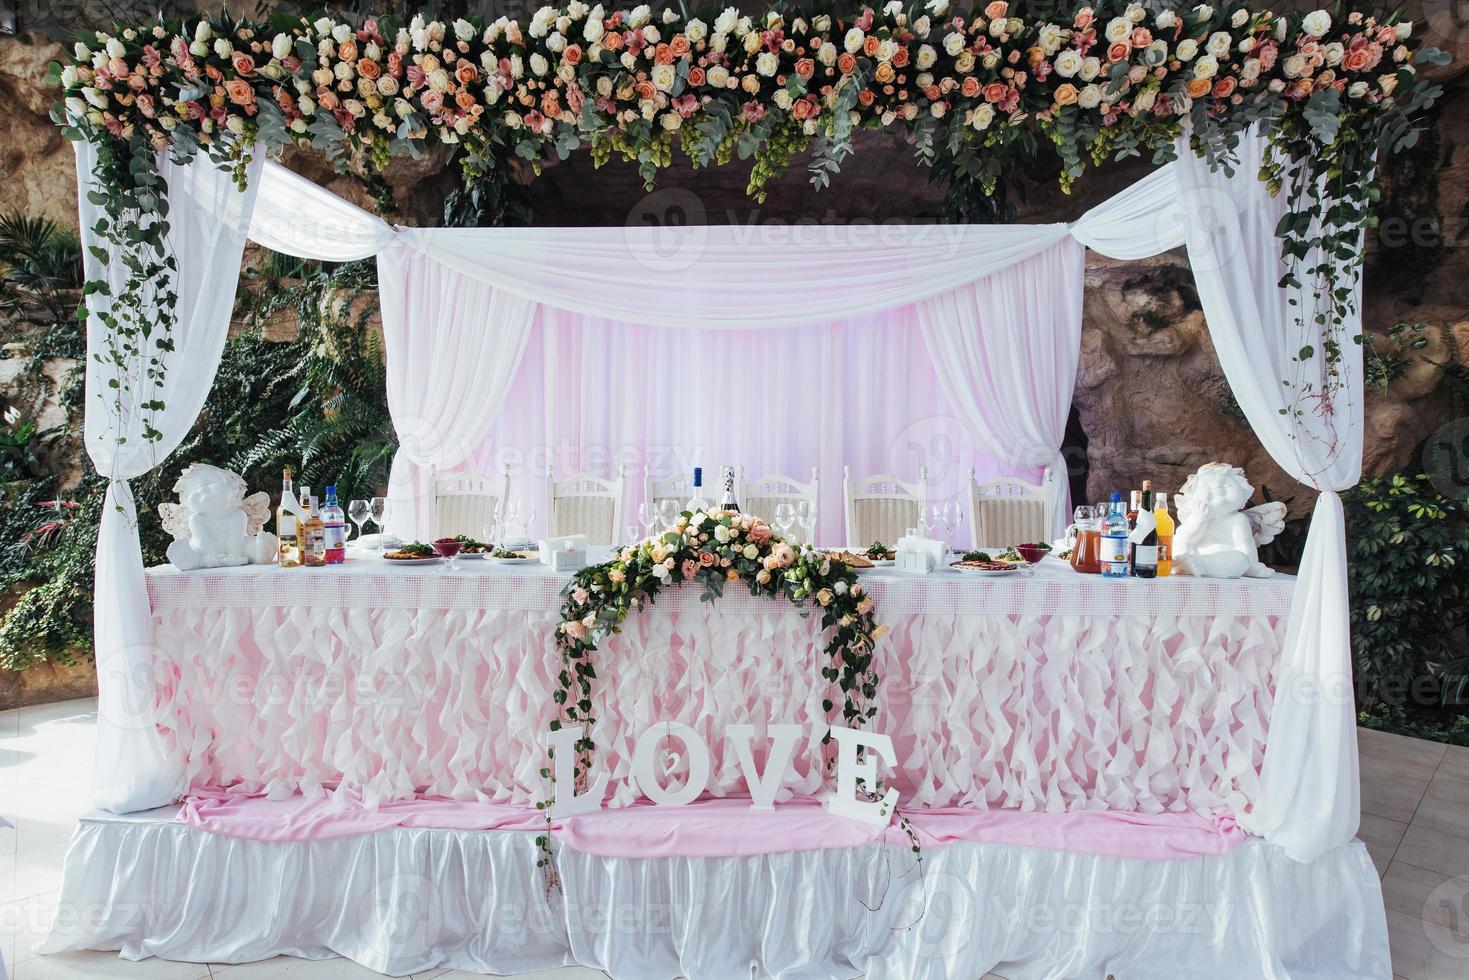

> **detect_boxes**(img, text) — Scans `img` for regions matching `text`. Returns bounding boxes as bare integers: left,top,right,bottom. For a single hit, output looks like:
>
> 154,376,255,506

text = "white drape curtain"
916,240,1084,539
1076,127,1363,862
379,236,537,540
75,142,262,812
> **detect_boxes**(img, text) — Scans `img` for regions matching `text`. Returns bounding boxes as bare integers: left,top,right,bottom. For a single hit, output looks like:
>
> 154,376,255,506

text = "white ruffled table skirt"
41,807,1388,979
147,559,1291,817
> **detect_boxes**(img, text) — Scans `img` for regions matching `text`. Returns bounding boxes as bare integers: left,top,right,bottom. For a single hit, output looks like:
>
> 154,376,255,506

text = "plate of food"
453,535,494,558
859,541,896,564
383,542,442,565
489,548,540,564
828,550,876,571
951,550,1021,575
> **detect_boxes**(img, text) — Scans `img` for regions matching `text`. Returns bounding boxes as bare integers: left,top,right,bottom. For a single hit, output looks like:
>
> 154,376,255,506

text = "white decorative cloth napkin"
539,534,589,565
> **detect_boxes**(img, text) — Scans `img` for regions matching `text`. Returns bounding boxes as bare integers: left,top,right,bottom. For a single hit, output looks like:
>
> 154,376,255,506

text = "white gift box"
541,534,589,572
895,535,945,573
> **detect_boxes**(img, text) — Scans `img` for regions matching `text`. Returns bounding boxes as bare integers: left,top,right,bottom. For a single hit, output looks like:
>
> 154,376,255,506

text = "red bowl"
432,538,463,558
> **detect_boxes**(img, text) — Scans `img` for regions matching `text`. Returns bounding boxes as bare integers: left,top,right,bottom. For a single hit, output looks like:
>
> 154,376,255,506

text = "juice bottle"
1154,492,1175,577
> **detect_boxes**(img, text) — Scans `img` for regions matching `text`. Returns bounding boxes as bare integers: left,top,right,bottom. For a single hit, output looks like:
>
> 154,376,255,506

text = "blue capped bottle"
1100,492,1131,579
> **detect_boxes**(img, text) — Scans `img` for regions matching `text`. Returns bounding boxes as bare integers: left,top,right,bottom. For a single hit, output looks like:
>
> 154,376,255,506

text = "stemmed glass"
512,500,536,541
348,499,370,545
774,502,796,541
432,536,463,572
369,496,390,551
796,500,816,547
941,501,961,544
491,499,512,544
638,502,659,540
918,504,938,539
657,499,679,533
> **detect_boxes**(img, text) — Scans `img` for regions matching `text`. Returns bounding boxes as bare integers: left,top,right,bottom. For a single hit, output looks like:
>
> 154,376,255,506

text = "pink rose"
749,523,772,544
682,559,698,580
698,550,718,567
564,620,587,640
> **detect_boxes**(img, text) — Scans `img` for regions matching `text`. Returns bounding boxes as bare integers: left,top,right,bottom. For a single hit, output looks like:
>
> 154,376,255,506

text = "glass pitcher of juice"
1071,506,1102,574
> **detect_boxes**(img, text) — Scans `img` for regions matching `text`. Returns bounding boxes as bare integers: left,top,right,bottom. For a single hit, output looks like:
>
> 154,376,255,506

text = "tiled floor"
2,700,1465,979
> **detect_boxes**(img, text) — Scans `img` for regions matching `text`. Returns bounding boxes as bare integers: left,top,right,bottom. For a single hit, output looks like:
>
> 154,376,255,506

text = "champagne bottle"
276,467,301,567
718,466,740,513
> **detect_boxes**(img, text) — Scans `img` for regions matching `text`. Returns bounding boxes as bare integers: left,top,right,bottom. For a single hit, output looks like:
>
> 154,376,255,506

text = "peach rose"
634,79,657,101
223,78,255,105
893,46,910,68
455,62,478,84
864,35,881,57
795,57,815,79
604,31,623,51
983,81,1007,102
358,58,381,79
1186,76,1211,97
540,91,560,115
1130,27,1151,48
688,66,706,85
855,89,875,107
698,550,718,567
654,43,674,65
231,53,256,77
459,89,479,110
874,60,896,83
564,620,587,640
837,52,857,74
1343,48,1370,71
338,41,358,63
725,567,740,582
961,76,981,97
682,558,698,579
670,35,691,58
1212,77,1237,98
1054,82,1078,105
565,44,583,65
985,1,1009,19
1107,41,1130,62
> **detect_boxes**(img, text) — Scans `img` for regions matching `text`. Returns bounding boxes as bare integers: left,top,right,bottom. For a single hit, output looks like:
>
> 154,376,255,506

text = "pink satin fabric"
179,789,1244,861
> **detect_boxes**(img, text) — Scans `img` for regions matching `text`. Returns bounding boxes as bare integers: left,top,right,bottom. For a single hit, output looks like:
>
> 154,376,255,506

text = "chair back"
547,467,626,545
644,469,691,518
967,467,1054,549
432,467,510,541
739,467,819,544
843,467,926,547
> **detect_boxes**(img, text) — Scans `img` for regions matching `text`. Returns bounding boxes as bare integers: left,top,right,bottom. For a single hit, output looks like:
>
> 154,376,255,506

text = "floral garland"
53,2,1444,451
537,507,889,882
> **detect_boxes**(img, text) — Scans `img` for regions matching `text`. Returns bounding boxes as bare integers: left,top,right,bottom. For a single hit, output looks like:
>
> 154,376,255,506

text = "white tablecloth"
145,551,1293,815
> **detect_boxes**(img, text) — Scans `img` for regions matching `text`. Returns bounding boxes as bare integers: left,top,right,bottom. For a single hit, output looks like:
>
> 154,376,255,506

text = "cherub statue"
1172,463,1287,579
159,464,276,570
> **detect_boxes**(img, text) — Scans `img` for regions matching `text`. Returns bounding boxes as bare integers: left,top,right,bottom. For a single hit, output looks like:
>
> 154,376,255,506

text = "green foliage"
1345,474,1469,724
0,208,82,328
0,253,395,672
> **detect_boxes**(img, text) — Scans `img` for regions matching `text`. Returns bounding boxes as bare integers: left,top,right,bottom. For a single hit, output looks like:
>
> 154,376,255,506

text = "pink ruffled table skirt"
146,559,1291,818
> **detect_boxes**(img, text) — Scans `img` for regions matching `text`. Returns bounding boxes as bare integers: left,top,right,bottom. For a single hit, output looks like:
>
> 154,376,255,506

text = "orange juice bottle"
1154,492,1175,577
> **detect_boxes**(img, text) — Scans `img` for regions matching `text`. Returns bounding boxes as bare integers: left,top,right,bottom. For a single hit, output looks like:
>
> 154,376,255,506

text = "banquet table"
146,549,1293,819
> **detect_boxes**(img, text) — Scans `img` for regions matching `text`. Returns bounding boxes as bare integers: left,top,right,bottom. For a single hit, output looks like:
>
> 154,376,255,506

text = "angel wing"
242,491,272,536
1244,501,1287,547
159,502,193,541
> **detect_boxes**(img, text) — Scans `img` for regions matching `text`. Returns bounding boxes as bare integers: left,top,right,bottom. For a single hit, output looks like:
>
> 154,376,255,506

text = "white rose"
817,43,837,67
744,544,758,559
756,51,779,76
686,18,707,41
1206,31,1232,58
926,0,949,15
334,61,355,81
1323,41,1343,65
773,88,793,109
707,64,730,86
714,7,738,34
629,4,651,28
1238,37,1256,53
660,112,682,131
620,50,637,71
64,95,87,117
954,50,975,72
378,75,399,96
213,38,233,58
1038,24,1064,55
1193,53,1218,78
878,38,899,61
1078,83,1102,108
1155,10,1177,30
331,23,352,44
651,61,677,91
930,101,946,118
226,114,246,134
300,94,318,114
271,33,292,60
1302,10,1331,38
1105,17,1132,43
569,2,589,18
104,37,125,58
1241,58,1260,81
642,25,661,45
1145,40,1168,64
1282,53,1306,78
663,7,678,23
813,14,832,32
971,102,994,129
1347,80,1368,98
1126,3,1146,23
916,44,937,69
197,20,215,42
1132,88,1157,112
73,42,91,59
1053,49,1083,77
584,18,605,42
1080,56,1101,80
742,30,762,54
1192,5,1214,21
710,33,728,53
844,28,865,53
510,53,524,77
989,18,1006,37
1175,38,1198,61
943,31,965,56
715,524,731,543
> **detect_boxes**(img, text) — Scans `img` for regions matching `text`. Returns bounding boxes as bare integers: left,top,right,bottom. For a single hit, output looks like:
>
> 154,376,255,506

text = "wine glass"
491,498,512,543
432,536,463,572
369,496,390,551
348,499,370,545
625,524,640,546
774,502,796,540
516,500,537,540
941,501,961,543
917,504,936,539
657,498,679,533
638,502,659,537
796,500,816,546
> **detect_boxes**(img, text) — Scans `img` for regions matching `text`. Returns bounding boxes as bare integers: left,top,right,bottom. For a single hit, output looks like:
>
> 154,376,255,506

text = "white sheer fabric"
75,142,262,813
43,810,1389,979
917,240,1084,539
1173,129,1363,862
401,222,1071,328
379,239,538,541
248,160,395,260
1078,128,1364,862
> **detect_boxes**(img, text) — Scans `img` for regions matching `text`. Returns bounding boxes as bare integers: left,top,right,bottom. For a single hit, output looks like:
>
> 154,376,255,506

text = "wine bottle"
302,495,326,567
276,467,301,567
686,467,711,513
1132,485,1159,579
